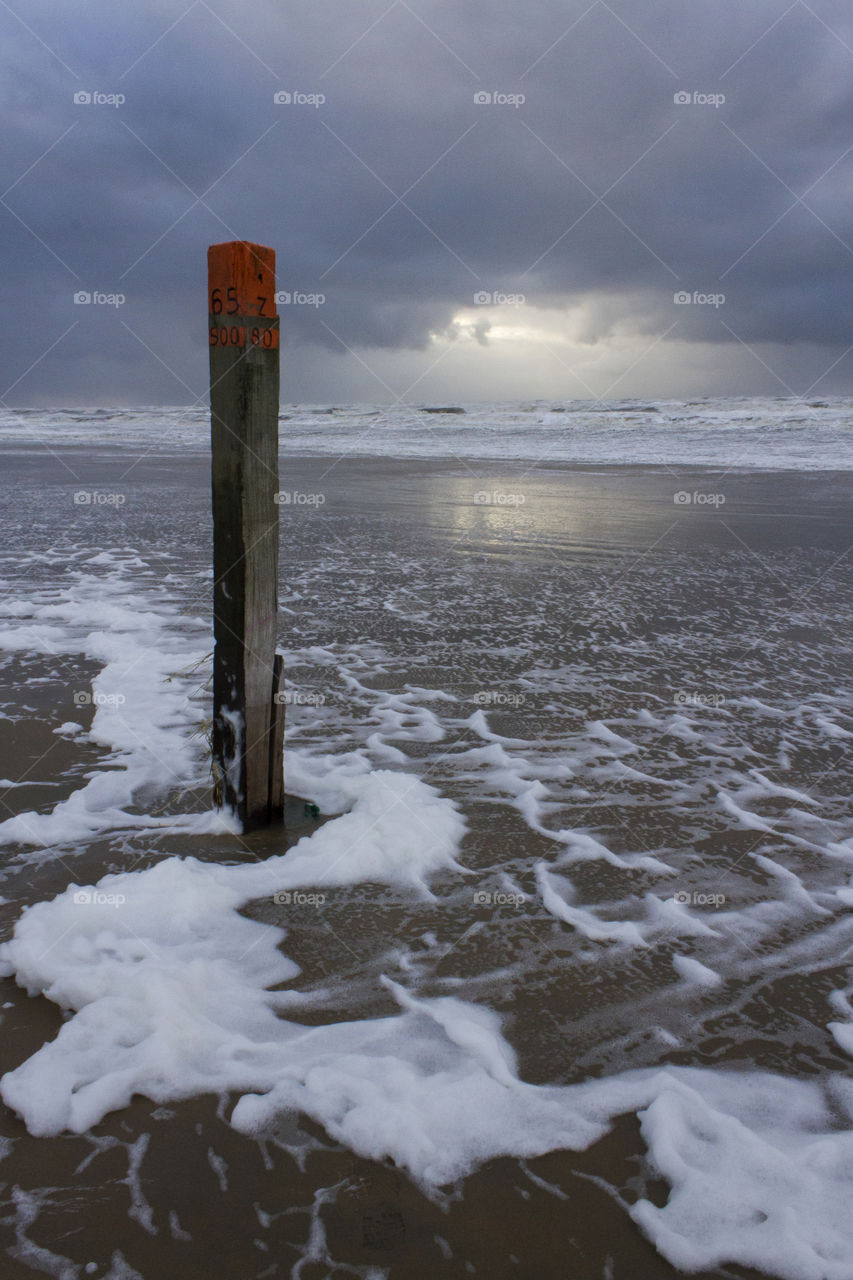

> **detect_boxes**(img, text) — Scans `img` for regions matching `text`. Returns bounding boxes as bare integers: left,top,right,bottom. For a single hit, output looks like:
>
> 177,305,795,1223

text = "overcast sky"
2,0,853,405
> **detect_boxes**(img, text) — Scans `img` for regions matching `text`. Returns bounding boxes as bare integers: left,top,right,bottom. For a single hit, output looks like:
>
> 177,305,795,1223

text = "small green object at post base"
208,240,285,830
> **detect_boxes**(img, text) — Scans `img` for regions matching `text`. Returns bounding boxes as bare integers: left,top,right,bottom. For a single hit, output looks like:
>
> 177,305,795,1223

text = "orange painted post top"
207,240,278,318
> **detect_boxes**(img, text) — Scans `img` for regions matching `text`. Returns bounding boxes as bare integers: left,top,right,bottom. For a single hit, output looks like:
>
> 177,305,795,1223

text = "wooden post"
208,240,284,830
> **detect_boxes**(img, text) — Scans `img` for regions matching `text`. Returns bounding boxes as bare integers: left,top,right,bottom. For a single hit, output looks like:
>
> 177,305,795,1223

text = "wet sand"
0,452,850,1278
4,446,852,560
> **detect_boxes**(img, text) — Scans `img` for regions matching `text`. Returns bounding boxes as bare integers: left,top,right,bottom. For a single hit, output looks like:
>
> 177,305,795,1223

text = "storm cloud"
2,0,853,403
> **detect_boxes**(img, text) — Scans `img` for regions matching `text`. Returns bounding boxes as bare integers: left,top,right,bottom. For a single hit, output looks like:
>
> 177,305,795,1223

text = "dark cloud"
1,0,853,403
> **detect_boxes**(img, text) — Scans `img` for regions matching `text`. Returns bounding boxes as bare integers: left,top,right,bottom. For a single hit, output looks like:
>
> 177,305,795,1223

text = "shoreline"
4,439,853,474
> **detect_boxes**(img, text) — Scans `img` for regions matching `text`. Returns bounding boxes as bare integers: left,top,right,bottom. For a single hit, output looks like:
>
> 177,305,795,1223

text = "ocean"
2,397,853,468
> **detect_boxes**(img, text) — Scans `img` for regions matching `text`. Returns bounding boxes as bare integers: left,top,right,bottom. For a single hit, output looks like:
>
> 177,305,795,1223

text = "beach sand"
0,452,850,1278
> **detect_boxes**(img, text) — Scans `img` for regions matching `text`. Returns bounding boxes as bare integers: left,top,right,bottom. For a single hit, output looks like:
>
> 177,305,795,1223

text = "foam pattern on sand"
0,768,465,1138
1,501,853,1278
0,548,235,850
3,833,853,1280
